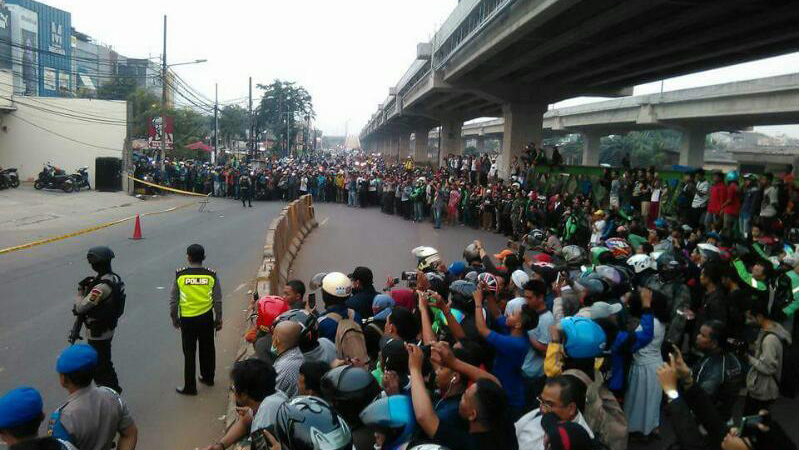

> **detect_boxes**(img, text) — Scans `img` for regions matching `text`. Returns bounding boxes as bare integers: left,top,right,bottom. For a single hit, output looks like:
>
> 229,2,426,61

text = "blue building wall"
7,0,71,96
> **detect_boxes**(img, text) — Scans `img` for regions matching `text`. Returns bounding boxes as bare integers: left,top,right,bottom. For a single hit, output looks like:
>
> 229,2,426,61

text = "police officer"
170,244,222,395
239,170,253,207
0,387,77,449
75,246,125,394
49,344,138,450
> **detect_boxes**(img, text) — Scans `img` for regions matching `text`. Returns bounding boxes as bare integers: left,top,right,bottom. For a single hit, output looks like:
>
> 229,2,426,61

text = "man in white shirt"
691,169,710,228
515,375,593,450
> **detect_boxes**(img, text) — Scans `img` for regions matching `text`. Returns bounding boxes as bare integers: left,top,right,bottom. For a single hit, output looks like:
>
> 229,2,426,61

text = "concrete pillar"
398,133,410,160
475,136,486,153
440,118,464,167
581,131,602,166
499,103,546,179
679,128,706,167
414,127,431,163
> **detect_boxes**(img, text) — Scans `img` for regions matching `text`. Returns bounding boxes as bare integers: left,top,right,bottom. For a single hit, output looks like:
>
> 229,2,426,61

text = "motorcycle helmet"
476,272,498,292
275,396,352,450
425,272,449,299
626,254,656,274
359,395,416,450
696,243,721,263
320,365,381,426
273,309,319,350
256,296,290,332
321,272,352,298
309,272,328,291
594,265,623,287
526,229,546,247
561,245,587,267
463,243,481,264
590,246,611,266
448,261,467,277
412,246,441,272
449,280,477,310
604,238,632,259
725,171,739,183
560,316,607,358
87,246,115,264
464,271,479,283
655,252,682,281
653,218,668,230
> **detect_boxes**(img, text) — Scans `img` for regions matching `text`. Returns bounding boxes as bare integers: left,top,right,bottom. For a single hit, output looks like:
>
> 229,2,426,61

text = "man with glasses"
515,375,594,450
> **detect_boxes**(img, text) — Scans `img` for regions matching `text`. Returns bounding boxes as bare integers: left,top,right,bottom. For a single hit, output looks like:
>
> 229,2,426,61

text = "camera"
400,271,417,282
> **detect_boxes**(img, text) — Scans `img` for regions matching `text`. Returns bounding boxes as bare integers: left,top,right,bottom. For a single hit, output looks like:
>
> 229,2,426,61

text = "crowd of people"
5,148,799,450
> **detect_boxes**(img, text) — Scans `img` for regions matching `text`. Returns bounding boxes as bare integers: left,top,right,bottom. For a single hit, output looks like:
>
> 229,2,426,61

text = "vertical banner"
148,116,174,150
0,2,11,71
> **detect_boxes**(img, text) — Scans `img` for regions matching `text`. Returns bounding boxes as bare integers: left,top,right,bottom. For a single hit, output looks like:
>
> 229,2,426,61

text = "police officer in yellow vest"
170,244,222,396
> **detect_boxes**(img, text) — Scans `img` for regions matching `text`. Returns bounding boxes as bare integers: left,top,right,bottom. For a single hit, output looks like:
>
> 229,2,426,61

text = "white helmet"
627,254,656,274
412,246,441,272
321,272,352,298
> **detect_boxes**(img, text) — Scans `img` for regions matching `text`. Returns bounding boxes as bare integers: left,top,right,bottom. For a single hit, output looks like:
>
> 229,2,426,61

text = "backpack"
326,309,369,363
564,369,628,450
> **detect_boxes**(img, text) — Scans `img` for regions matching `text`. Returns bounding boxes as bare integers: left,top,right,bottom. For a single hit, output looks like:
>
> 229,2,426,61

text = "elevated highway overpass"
359,0,799,176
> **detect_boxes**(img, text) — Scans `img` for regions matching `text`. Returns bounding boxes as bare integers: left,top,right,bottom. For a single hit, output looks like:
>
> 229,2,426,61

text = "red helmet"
256,295,289,331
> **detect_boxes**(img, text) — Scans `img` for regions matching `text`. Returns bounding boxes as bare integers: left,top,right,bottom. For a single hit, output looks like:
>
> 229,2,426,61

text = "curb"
223,195,318,439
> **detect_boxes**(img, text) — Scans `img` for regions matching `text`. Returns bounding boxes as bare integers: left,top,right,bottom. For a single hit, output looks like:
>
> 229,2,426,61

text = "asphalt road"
0,196,285,449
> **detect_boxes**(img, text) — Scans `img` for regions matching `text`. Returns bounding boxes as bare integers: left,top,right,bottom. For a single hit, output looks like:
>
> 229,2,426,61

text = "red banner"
147,116,174,150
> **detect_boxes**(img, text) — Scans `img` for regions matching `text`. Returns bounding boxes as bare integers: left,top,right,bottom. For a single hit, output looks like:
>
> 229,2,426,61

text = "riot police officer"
170,244,222,395
74,246,125,394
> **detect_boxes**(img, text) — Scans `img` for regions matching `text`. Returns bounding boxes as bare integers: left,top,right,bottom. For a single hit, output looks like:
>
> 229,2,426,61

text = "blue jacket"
608,310,654,392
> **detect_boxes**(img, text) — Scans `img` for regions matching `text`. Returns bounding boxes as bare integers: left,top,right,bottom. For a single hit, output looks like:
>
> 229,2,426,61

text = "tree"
218,105,248,150
97,73,139,101
255,79,315,156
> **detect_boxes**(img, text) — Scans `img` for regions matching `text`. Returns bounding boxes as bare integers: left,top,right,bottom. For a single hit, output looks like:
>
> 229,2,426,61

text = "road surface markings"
0,200,199,255
319,217,329,226
234,283,248,293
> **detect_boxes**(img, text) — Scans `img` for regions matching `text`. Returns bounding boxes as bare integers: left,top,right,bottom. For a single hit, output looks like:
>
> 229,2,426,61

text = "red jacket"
723,182,741,215
707,182,726,215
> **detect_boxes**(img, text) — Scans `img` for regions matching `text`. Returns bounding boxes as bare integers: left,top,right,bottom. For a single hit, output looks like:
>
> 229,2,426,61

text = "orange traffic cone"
130,215,143,240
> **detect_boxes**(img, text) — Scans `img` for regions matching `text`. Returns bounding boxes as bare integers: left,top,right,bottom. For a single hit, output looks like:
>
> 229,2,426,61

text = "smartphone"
308,293,316,310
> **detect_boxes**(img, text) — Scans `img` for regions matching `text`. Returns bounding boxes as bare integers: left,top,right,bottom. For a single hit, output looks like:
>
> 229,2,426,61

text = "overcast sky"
46,0,799,138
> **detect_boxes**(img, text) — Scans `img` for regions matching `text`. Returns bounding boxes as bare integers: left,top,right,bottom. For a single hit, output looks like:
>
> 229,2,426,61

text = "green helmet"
725,171,739,183
590,246,610,266
87,246,115,264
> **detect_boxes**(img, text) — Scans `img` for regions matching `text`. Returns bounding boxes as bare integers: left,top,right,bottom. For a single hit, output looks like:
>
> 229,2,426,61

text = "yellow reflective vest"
176,267,217,318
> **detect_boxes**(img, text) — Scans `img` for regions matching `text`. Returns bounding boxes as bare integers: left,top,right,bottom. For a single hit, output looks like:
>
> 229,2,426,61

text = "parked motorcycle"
34,163,74,192
0,167,20,189
70,167,91,191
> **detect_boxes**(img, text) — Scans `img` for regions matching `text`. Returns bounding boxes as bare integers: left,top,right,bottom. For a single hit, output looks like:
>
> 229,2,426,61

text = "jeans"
414,201,424,221
740,214,751,238
213,181,222,197
433,207,443,228
348,190,356,206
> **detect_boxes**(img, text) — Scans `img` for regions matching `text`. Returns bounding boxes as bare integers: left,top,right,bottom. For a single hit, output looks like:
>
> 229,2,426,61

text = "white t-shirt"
299,177,308,192
591,219,606,244
515,409,593,450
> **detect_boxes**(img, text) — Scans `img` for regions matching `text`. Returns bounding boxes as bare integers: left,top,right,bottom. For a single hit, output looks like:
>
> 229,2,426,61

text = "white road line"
234,282,248,293
319,217,329,226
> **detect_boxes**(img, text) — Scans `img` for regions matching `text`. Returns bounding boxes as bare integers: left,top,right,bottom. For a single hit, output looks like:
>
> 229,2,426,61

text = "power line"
11,113,124,151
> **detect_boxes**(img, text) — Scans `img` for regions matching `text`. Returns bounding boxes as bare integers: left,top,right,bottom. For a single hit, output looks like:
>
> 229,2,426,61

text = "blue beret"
56,344,98,374
0,387,43,428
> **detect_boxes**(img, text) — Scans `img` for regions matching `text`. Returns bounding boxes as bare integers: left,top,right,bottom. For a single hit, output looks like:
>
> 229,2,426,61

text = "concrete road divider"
227,195,317,434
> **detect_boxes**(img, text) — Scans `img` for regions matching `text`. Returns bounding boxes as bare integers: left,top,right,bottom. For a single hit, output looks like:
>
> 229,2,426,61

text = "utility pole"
213,83,219,164
160,15,167,172
287,110,291,158
248,76,253,162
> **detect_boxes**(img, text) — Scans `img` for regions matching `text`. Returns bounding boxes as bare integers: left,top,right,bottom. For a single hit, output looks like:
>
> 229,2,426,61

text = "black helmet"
273,309,318,351
426,272,449,299
87,246,114,264
656,252,682,281
275,396,352,450
449,280,476,311
319,365,381,426
463,243,481,263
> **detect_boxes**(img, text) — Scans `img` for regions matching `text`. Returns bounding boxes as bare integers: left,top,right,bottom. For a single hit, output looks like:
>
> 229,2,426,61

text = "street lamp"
168,59,208,68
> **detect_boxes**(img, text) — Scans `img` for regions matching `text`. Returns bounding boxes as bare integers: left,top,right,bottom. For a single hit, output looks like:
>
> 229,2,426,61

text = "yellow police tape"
127,175,212,197
0,200,199,255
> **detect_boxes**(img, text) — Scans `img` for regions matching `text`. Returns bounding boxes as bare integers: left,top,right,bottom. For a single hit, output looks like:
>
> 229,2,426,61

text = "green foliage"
97,73,139,101
218,104,248,149
255,79,315,155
